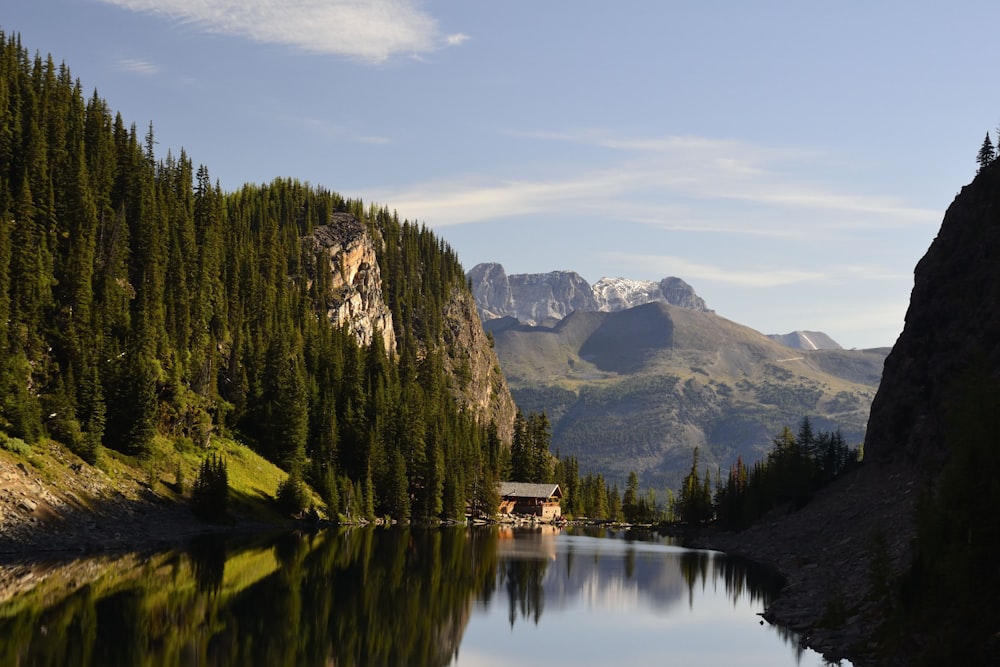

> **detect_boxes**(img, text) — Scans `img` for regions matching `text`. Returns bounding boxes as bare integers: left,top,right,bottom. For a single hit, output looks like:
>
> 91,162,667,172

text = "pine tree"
527,412,552,483
977,132,995,173
676,447,713,523
192,453,229,521
623,471,640,522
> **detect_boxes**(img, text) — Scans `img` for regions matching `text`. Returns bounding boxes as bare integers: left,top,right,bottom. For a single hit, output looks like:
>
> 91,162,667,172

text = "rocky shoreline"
683,459,921,667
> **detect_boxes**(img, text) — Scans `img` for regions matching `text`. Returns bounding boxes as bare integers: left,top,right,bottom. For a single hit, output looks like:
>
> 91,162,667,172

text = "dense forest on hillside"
0,31,507,521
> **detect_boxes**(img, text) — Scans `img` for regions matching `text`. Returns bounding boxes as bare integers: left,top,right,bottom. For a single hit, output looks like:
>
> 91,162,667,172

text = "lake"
0,525,848,666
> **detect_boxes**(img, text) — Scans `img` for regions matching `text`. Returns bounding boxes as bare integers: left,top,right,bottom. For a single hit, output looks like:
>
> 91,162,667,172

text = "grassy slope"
0,433,312,539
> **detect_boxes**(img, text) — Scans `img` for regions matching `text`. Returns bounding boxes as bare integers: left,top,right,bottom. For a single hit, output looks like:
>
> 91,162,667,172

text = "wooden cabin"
498,482,563,521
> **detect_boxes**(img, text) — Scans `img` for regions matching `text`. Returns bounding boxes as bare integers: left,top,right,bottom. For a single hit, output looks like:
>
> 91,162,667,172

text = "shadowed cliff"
865,165,1000,468
699,160,1000,666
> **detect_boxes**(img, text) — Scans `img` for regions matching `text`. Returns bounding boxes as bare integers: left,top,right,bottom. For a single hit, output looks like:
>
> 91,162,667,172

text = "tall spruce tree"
977,132,995,173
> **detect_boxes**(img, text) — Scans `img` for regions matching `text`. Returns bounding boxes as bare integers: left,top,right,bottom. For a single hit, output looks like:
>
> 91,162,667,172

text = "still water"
0,526,843,666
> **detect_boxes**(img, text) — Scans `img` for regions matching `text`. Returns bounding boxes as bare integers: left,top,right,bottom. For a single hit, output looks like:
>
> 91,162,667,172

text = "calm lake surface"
0,526,847,666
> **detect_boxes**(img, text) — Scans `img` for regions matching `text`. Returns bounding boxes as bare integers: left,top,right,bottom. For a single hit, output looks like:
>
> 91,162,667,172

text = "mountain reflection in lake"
0,526,846,666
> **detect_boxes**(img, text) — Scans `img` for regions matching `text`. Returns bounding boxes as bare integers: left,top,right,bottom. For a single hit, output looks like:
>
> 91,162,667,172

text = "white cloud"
601,253,830,288
508,129,935,212
99,0,465,63
118,58,160,75
369,131,939,238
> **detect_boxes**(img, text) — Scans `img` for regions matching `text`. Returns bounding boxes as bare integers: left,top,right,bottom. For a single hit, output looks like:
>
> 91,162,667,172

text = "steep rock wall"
304,216,516,443
441,288,517,444
302,212,396,355
864,166,1000,466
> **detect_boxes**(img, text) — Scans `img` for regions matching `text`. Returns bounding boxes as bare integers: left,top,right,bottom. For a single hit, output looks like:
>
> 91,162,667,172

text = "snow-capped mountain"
467,263,710,326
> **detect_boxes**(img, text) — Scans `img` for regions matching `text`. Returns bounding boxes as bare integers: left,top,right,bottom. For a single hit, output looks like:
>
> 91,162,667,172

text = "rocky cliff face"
302,212,397,355
440,288,518,444
303,218,516,443
656,277,712,312
865,166,1000,466
468,263,710,325
466,262,515,320
696,164,1000,666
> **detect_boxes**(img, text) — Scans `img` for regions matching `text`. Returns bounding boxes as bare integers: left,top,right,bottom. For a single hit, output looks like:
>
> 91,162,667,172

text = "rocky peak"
506,270,599,323
592,276,712,313
467,262,515,320
302,212,396,354
658,277,711,312
469,265,598,325
467,263,711,325
591,277,664,311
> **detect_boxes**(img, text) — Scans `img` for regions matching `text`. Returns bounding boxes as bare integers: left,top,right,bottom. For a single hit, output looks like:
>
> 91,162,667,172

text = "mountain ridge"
468,262,711,326
487,298,884,488
470,262,855,350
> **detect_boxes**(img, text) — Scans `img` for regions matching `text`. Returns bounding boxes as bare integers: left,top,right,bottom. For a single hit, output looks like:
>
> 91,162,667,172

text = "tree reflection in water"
0,526,798,667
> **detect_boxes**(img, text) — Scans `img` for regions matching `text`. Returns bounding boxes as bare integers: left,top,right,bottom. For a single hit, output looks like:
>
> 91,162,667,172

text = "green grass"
173,437,315,522
1,430,321,525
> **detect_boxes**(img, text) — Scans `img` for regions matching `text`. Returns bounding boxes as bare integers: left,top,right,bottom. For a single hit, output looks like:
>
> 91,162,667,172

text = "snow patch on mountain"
592,277,664,311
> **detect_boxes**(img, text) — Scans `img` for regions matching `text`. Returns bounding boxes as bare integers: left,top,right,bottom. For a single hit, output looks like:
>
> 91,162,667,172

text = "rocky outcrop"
302,212,396,354
303,219,514,442
440,288,518,444
467,263,711,325
657,277,712,312
591,277,665,311
466,262,515,321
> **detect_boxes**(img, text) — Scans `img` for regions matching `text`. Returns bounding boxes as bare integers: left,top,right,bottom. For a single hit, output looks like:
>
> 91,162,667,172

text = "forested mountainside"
0,31,515,521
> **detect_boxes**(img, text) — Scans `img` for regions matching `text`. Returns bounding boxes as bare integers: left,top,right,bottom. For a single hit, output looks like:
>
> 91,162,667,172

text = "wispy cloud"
599,252,914,288
370,131,939,236
602,253,830,288
99,0,466,63
118,57,160,75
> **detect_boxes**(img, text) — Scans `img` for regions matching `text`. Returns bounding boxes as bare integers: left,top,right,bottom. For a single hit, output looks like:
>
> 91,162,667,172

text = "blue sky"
6,1,999,349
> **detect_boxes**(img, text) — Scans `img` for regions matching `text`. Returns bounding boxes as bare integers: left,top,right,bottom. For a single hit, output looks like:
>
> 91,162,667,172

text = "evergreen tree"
0,32,514,524
192,453,228,521
527,412,552,483
510,411,531,482
675,447,713,523
977,132,995,173
623,471,640,522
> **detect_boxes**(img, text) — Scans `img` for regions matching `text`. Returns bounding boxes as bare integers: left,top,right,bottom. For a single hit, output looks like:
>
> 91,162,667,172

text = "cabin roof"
499,482,563,500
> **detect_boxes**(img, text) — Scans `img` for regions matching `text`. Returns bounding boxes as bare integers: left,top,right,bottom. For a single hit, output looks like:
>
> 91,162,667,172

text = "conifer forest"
0,32,508,521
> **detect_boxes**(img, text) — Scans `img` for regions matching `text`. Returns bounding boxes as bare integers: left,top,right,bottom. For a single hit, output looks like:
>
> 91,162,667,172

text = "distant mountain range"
467,263,886,488
468,262,844,350
467,263,710,325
